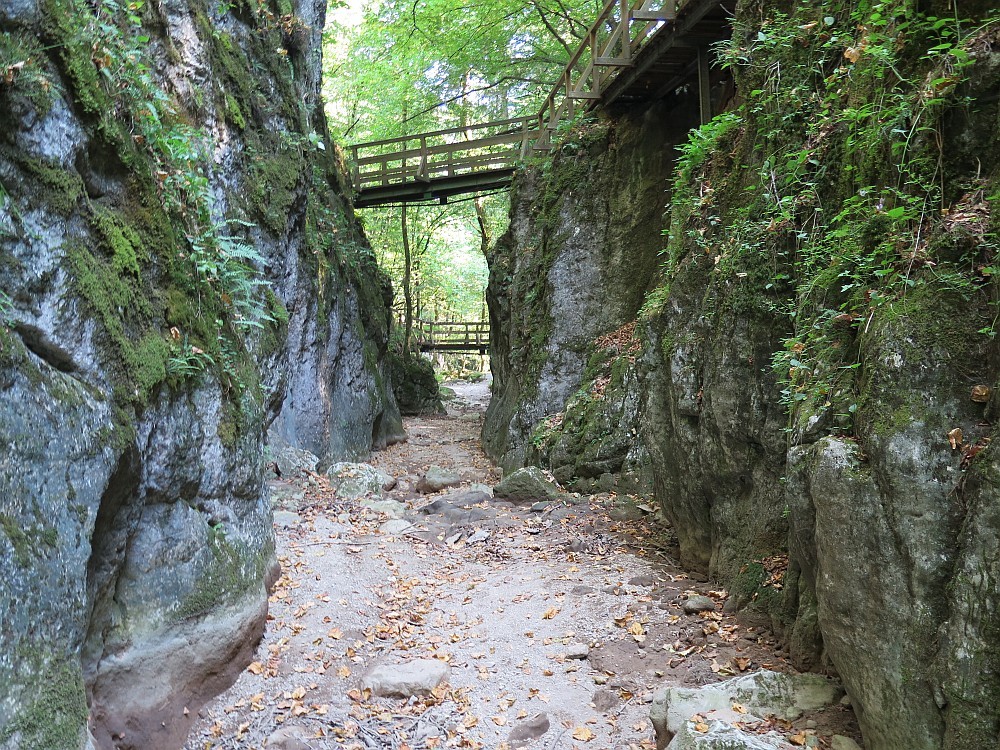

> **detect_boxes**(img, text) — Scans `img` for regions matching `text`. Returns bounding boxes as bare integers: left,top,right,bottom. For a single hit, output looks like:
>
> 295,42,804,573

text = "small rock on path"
363,659,450,698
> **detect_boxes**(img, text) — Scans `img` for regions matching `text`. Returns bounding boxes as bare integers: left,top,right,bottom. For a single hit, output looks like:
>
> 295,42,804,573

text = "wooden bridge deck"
349,0,735,207
415,321,490,354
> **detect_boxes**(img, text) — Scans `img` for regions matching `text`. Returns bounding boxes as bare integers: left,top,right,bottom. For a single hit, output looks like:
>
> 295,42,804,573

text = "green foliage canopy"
323,0,596,327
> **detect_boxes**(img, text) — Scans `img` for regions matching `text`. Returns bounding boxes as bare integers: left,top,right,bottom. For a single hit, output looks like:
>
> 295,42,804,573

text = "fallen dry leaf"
572,726,595,741
972,385,992,403
949,428,964,450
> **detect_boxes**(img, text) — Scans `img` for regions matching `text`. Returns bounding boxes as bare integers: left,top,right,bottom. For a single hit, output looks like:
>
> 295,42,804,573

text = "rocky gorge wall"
484,97,699,492
485,1,1000,748
0,0,402,747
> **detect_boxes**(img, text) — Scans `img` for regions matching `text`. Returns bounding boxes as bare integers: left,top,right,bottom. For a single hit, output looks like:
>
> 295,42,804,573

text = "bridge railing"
534,0,682,150
349,118,541,193
414,320,490,352
349,0,692,194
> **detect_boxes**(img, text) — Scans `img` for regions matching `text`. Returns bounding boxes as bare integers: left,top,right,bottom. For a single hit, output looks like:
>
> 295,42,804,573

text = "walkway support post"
697,45,712,124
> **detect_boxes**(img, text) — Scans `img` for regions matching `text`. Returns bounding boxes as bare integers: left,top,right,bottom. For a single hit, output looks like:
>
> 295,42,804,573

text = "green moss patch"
1,513,60,568
176,529,270,620
65,241,168,403
0,660,88,749
249,150,305,235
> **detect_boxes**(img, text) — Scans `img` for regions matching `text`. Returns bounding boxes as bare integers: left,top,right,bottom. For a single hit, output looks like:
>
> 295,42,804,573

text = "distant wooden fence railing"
350,0,697,200
415,320,490,353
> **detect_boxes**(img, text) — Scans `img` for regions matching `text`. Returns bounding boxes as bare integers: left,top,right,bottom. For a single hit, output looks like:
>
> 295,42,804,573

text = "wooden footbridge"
349,0,735,208
415,320,490,354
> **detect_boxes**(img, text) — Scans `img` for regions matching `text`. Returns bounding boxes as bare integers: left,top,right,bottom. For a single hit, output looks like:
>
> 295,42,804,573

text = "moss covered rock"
389,350,445,416
0,0,402,746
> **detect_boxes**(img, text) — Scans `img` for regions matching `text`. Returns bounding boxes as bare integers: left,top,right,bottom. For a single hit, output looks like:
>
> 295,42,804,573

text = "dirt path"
185,381,858,750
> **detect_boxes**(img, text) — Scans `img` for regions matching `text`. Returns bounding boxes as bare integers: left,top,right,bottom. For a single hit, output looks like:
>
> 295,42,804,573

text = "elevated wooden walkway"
415,320,490,354
349,0,735,207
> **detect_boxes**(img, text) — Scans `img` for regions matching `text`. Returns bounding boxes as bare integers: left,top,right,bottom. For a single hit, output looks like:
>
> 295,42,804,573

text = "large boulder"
493,466,561,504
650,671,842,749
327,463,394,500
389,351,445,416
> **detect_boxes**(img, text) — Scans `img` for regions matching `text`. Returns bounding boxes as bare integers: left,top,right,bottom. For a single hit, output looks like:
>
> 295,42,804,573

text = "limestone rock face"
483,99,697,489
483,6,1000,748
641,262,791,582
0,0,401,746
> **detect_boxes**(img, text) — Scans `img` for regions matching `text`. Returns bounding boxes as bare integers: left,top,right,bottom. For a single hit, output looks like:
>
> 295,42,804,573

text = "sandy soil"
184,379,860,750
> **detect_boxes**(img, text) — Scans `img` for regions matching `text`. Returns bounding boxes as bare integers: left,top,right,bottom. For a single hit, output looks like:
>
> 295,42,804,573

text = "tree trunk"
401,202,413,356
474,196,491,257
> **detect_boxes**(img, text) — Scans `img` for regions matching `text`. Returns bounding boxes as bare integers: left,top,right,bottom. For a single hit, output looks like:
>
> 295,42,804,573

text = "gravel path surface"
185,379,859,750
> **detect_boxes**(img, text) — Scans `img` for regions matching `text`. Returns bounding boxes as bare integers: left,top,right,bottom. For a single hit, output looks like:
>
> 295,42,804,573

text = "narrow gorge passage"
185,383,860,750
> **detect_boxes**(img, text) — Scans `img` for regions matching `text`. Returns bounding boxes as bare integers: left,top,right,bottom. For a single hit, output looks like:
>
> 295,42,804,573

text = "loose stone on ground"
682,595,716,614
327,462,393,500
363,659,451,698
416,464,463,493
493,465,561,504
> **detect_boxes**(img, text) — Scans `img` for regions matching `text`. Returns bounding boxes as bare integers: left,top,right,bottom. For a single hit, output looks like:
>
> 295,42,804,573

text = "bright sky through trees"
322,0,594,327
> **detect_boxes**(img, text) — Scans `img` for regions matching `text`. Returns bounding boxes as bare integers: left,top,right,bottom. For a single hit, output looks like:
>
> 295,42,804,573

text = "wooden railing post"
350,146,361,191
621,0,632,62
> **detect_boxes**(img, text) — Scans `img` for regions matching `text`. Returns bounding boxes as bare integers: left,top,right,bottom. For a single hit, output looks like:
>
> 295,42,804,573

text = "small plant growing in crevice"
50,0,285,396
0,31,61,112
0,290,13,328
166,335,215,378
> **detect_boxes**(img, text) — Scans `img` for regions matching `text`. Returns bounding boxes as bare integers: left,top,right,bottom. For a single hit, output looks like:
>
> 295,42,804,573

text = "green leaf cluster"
651,0,1000,434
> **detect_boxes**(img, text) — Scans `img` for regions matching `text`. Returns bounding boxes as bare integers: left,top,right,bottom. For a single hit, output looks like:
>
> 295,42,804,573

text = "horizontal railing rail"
534,0,681,150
